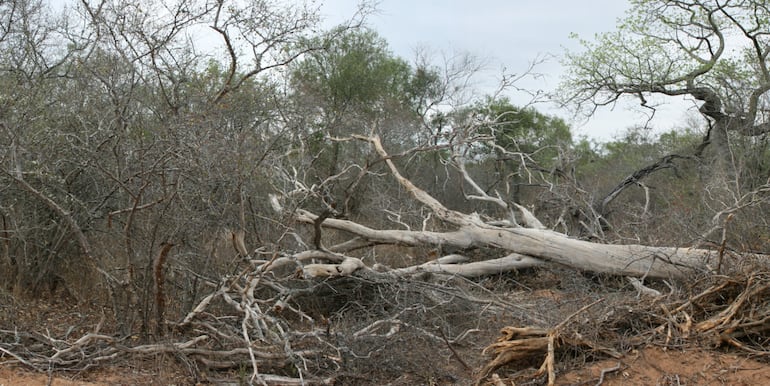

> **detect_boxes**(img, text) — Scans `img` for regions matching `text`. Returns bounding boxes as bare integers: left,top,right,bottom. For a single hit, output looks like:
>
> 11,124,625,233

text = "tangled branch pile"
2,254,543,384
673,269,770,352
3,258,770,385
474,263,770,385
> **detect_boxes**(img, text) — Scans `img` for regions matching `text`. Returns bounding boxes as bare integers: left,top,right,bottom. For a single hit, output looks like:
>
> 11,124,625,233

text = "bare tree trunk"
294,209,712,279
281,135,721,280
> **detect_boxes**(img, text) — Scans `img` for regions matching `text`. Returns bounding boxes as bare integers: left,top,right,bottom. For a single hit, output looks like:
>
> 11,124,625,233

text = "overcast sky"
319,1,698,142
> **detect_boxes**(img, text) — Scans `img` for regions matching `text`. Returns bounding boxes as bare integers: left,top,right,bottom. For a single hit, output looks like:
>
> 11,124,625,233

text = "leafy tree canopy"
468,96,572,167
290,27,442,122
559,0,770,161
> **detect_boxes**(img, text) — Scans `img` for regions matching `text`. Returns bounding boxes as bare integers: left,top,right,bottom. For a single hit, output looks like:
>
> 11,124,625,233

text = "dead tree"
277,135,722,281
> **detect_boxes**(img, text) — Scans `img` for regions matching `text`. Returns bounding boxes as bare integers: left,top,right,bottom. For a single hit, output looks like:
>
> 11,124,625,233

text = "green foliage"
657,128,702,153
560,0,770,116
470,96,573,167
290,27,442,128
597,126,701,170
292,28,406,117
557,0,770,245
287,26,445,208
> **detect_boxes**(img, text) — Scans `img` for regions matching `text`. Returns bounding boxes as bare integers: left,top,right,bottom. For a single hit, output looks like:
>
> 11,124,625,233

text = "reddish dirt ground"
0,362,200,386
0,367,175,386
3,346,770,385
557,346,770,386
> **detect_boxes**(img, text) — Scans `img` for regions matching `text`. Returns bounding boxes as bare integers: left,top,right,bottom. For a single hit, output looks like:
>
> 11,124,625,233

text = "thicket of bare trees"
2,0,770,384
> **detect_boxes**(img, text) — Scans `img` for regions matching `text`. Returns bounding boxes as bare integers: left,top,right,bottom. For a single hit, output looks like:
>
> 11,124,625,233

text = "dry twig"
476,299,617,385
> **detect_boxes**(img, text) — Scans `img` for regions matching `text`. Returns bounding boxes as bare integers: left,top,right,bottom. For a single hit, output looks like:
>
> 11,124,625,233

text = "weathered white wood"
463,226,714,278
303,257,366,278
295,210,713,279
391,253,545,277
289,135,720,280
627,277,663,297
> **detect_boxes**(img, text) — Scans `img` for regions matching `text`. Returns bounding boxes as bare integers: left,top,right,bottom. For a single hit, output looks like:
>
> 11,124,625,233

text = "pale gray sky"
319,1,699,142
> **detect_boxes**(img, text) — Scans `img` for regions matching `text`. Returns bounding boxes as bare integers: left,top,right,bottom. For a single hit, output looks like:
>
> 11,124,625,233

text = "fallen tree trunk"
386,253,546,277
283,135,722,280
294,209,714,279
